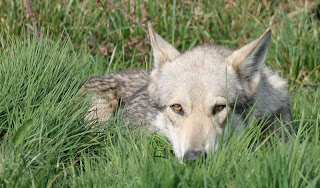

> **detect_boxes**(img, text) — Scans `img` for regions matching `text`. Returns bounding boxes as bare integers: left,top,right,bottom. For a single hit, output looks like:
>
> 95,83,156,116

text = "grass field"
0,0,319,187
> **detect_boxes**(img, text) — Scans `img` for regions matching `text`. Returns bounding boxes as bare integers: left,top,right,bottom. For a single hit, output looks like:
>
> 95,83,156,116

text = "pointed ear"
228,29,271,81
148,23,181,68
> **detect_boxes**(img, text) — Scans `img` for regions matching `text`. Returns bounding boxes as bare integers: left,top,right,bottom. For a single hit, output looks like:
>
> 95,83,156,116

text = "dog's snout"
183,150,207,161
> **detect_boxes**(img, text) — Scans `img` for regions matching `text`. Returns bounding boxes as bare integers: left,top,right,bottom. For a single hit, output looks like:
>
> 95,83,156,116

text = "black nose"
183,150,207,161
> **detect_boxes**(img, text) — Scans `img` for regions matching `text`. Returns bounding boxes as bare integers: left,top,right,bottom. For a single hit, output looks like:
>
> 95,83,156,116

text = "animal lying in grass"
82,23,294,161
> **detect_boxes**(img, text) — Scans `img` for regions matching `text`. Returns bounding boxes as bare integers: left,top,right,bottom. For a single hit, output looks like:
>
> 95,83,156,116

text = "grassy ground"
0,0,319,187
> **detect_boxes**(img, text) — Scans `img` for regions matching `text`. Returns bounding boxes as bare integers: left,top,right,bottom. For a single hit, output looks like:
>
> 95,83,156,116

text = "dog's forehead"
183,45,234,60
161,47,235,86
158,47,240,105
169,46,233,71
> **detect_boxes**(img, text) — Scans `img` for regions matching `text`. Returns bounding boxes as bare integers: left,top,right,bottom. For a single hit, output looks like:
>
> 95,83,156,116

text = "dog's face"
151,50,241,160
147,24,271,161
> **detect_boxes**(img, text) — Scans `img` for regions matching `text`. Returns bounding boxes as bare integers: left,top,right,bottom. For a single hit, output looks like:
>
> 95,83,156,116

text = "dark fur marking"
253,42,267,64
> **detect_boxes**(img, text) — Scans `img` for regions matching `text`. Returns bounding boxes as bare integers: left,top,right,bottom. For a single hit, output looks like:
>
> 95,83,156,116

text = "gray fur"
82,70,149,124
81,25,294,161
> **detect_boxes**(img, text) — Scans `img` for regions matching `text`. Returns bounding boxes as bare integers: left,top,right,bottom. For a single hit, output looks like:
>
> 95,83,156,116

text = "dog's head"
147,23,271,161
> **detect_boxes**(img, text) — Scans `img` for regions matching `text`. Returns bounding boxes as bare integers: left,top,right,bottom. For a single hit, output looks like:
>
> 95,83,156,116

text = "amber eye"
170,104,183,115
213,105,226,115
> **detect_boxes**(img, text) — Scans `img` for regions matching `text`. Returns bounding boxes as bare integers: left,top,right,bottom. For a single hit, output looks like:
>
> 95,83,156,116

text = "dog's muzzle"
183,150,207,161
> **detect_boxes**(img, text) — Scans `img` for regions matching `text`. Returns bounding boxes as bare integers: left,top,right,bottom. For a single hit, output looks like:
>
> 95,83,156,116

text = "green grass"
0,0,319,187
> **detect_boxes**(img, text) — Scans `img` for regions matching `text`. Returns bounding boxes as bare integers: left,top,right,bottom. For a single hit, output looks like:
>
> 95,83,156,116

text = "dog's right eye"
170,104,184,115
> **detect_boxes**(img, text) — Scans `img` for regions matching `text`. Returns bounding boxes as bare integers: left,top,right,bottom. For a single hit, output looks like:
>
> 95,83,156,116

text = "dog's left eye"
213,105,226,115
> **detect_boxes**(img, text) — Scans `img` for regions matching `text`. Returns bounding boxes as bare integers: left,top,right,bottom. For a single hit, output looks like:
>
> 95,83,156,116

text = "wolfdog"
82,23,294,161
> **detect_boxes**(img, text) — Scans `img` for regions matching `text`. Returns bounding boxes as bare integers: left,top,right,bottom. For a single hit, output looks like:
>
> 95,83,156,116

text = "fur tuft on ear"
148,23,181,69
228,29,271,83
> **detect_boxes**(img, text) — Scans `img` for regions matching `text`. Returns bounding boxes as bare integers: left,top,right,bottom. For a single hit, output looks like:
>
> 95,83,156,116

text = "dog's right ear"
148,23,181,68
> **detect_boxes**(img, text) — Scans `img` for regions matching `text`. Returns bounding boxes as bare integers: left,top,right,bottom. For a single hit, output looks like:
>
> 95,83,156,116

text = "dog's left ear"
228,29,271,83
148,23,181,68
